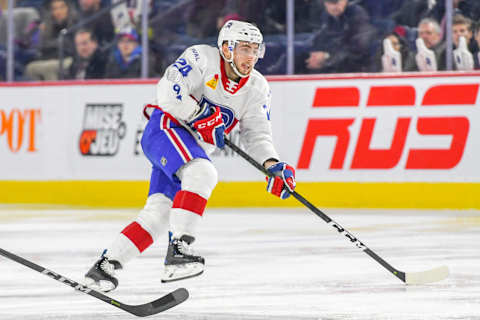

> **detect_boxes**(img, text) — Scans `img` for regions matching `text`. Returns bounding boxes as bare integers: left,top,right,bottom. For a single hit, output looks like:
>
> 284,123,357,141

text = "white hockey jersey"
156,44,279,165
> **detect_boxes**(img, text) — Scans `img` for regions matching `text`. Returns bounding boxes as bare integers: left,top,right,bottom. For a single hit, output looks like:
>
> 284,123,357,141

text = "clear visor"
233,41,266,59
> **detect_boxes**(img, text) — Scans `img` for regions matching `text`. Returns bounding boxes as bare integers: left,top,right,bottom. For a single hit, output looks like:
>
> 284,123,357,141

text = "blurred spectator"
105,27,146,79
391,0,437,28
220,0,285,35
0,5,40,80
294,0,325,33
149,1,228,76
77,0,114,46
431,0,480,24
452,14,478,52
184,0,226,39
372,28,416,72
300,0,376,74
359,0,404,19
149,1,287,75
454,0,480,21
415,18,446,71
24,0,78,80
14,0,44,10
150,1,188,46
475,25,480,69
451,14,477,70
359,0,403,37
150,0,225,45
418,18,443,50
65,28,106,79
0,6,40,47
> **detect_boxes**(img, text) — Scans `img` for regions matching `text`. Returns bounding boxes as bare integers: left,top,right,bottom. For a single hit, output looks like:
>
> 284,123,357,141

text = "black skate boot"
84,250,122,292
161,233,205,283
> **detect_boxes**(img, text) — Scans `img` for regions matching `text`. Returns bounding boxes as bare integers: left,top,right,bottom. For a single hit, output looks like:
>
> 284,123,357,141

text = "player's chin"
240,66,253,75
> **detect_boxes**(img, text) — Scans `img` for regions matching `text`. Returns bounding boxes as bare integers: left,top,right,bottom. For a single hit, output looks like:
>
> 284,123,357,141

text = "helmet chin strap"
230,59,249,78
220,49,250,79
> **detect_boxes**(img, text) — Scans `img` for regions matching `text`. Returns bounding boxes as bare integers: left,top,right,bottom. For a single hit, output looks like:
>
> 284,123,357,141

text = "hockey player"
84,20,296,292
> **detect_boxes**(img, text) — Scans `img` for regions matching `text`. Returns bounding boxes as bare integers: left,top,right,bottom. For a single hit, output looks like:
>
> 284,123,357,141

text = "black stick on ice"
224,137,449,285
0,247,189,317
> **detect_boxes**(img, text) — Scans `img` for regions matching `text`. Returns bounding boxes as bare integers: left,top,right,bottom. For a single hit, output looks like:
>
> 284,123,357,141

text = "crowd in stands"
1,0,480,81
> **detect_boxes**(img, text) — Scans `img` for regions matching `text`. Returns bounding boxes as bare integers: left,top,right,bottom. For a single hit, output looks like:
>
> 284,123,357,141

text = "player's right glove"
266,162,296,199
188,106,225,148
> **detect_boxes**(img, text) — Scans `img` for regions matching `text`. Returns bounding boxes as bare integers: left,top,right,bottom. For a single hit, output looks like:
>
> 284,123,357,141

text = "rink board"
1,73,479,208
0,180,478,209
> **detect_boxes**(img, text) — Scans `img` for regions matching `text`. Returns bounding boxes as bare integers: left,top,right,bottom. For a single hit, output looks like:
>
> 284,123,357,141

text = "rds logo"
298,84,478,170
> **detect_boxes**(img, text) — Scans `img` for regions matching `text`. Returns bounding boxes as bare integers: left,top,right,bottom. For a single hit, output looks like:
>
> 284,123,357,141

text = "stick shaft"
224,138,406,283
0,247,118,303
0,247,189,316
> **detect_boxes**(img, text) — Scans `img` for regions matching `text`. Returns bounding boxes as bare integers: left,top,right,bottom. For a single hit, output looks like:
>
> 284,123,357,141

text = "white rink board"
0,74,479,182
269,75,480,182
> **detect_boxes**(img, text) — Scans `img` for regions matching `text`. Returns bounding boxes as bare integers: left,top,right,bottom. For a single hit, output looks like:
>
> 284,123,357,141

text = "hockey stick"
0,247,189,317
224,138,449,285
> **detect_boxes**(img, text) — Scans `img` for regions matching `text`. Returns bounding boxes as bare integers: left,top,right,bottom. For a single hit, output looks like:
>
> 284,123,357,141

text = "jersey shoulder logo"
206,74,219,90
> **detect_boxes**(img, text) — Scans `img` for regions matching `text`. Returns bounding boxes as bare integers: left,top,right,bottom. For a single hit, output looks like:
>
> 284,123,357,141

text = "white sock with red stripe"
104,233,140,266
105,193,172,266
171,159,217,238
170,190,207,238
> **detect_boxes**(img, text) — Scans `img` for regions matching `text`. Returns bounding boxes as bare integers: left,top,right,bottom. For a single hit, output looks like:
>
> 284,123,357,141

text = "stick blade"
405,265,449,285
128,288,189,317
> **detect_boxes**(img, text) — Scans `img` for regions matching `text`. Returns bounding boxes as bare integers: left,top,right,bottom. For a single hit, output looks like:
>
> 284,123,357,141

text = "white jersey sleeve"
239,76,279,165
156,46,206,121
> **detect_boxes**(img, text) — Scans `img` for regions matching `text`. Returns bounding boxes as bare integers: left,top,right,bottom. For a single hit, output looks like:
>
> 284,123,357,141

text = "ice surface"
0,206,478,320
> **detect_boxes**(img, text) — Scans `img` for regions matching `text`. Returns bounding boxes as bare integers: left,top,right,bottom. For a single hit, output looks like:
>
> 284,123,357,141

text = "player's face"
418,23,441,48
452,23,472,47
233,42,259,75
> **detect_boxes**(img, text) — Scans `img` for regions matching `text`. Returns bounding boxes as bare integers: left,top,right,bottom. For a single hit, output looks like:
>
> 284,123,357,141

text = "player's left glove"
266,162,296,199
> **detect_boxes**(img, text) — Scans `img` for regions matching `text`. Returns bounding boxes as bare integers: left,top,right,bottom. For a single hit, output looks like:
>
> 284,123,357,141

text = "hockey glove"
189,106,225,148
266,162,296,199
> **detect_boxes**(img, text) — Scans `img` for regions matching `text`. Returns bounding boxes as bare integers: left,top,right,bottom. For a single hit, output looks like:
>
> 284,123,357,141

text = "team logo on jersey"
224,79,239,94
206,74,219,90
79,103,127,156
198,96,236,130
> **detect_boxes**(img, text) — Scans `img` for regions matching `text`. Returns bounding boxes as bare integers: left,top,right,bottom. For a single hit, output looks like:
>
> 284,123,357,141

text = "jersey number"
173,58,192,77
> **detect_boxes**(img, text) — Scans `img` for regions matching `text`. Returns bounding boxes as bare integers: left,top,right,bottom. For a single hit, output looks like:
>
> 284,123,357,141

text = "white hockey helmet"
217,20,265,77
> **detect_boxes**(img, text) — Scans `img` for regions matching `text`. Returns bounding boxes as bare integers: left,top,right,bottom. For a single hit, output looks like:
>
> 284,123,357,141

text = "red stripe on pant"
165,129,192,162
172,190,207,216
121,222,154,252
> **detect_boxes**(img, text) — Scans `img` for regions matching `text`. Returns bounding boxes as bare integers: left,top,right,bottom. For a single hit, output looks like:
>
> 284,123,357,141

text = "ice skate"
162,234,205,283
84,250,122,292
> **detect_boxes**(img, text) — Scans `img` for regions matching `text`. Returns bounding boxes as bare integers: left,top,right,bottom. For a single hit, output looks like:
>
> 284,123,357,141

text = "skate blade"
84,276,116,292
161,263,204,283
